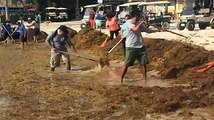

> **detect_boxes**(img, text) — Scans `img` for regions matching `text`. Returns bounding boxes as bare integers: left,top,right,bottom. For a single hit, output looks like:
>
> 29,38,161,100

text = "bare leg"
121,65,128,83
140,64,147,81
33,36,38,46
66,61,71,70
21,42,24,50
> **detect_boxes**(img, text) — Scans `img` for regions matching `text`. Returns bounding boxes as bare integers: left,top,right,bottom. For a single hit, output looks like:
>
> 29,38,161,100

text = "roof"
46,7,57,10
139,1,170,6
57,8,67,10
119,2,145,7
84,4,100,8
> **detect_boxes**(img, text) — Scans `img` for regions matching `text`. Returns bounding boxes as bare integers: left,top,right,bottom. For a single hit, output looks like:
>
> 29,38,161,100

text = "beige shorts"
50,50,70,68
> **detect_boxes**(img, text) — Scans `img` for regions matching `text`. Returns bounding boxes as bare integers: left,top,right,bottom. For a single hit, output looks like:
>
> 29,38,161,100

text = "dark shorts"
33,28,40,36
125,47,149,67
20,36,27,42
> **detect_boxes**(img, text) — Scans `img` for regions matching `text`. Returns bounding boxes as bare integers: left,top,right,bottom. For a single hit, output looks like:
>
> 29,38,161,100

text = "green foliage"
26,0,38,7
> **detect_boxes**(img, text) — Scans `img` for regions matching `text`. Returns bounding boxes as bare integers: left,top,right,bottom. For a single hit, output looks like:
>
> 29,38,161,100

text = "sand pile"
67,27,77,38
26,28,48,42
72,28,213,82
73,28,108,50
144,38,214,79
26,28,34,41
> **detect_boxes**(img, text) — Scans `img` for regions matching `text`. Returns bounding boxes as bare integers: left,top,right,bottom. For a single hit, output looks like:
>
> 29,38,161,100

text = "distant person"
120,14,131,57
118,8,127,21
46,25,79,72
27,15,40,46
15,21,27,50
106,14,119,40
89,8,96,29
2,20,12,40
95,12,102,31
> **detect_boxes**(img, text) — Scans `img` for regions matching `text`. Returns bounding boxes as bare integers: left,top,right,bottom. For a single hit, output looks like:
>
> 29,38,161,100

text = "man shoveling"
46,25,79,72
120,10,159,83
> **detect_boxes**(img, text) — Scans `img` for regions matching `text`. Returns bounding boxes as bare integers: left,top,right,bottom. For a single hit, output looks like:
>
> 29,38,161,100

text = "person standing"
95,12,102,31
15,21,27,50
106,15,120,40
120,14,131,57
2,20,12,40
46,25,79,72
27,15,40,46
89,8,96,29
121,10,149,83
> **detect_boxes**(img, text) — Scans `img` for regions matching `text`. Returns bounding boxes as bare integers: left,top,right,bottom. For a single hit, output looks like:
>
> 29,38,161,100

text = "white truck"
57,7,68,21
177,0,214,31
46,7,58,21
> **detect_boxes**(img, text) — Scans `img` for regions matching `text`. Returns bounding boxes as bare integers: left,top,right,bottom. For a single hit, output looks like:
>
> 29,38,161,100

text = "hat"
58,25,68,34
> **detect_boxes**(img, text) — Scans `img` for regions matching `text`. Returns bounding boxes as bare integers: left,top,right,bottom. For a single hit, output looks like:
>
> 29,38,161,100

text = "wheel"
177,22,186,30
80,23,86,29
186,21,195,31
210,18,214,29
199,23,207,30
161,22,170,30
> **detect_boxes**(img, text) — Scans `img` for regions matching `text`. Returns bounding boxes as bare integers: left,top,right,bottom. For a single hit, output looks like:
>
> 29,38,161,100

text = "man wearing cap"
46,25,79,71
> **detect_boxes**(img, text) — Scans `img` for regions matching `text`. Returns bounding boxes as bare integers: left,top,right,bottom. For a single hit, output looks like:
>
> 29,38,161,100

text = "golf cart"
117,2,145,24
46,7,57,21
81,1,120,28
139,1,172,30
177,5,214,31
57,7,68,21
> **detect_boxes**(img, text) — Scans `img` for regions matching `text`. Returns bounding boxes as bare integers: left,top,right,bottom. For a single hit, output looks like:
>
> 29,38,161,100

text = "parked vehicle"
80,3,118,29
46,7,57,21
138,1,171,30
178,8,214,31
57,8,68,21
177,0,214,31
117,2,144,24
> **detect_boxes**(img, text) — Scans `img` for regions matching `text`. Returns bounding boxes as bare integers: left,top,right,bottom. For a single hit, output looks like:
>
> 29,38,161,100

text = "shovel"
151,24,190,39
58,51,96,62
107,37,125,54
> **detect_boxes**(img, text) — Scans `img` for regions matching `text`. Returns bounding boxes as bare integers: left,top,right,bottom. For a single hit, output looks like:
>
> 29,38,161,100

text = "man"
46,25,79,71
121,10,151,83
2,20,12,40
15,21,27,50
27,15,40,46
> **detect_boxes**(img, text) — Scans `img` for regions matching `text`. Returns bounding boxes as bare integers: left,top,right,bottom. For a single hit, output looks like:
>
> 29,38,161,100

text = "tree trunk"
5,1,9,20
75,0,79,19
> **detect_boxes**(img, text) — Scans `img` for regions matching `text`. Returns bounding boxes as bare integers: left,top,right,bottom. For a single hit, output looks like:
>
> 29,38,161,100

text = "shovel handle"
58,51,96,62
108,37,125,54
151,24,188,39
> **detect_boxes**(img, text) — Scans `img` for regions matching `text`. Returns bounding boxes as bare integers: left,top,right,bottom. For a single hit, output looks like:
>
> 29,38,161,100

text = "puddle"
106,67,171,88
71,65,95,71
207,36,214,38
0,97,10,111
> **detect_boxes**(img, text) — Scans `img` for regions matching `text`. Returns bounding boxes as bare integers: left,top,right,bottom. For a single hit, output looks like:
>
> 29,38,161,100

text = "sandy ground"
0,21,211,119
39,21,214,51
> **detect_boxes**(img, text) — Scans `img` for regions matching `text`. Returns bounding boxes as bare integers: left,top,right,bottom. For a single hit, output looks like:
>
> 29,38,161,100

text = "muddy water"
57,61,214,119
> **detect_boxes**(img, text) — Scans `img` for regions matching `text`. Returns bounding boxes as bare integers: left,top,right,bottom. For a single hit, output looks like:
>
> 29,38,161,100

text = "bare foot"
139,79,147,86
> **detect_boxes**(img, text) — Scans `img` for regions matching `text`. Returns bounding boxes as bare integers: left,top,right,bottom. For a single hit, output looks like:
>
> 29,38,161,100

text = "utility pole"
76,0,79,19
5,0,9,20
